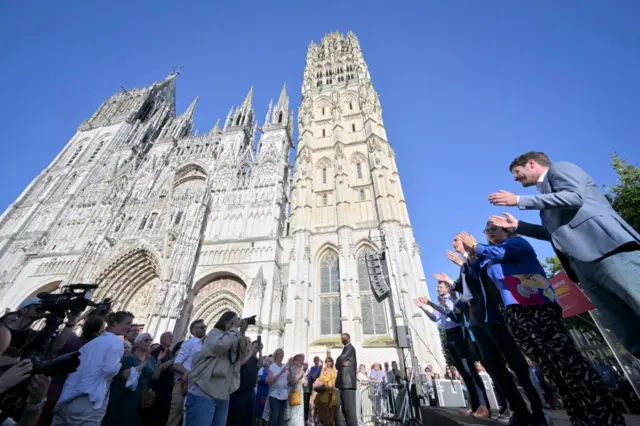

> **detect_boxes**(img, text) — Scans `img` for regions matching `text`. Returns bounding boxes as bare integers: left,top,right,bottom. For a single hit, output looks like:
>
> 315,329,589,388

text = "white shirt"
437,295,459,330
57,331,123,409
268,364,289,400
174,336,202,372
460,254,473,302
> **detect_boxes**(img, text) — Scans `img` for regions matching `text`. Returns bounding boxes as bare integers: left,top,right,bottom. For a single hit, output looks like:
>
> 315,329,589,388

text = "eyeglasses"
484,227,500,234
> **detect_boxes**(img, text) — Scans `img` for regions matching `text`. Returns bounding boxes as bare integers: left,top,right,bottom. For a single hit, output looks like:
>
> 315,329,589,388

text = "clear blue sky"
1,1,639,297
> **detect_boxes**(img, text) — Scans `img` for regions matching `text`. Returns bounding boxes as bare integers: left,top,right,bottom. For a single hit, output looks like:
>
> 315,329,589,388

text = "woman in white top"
266,348,289,426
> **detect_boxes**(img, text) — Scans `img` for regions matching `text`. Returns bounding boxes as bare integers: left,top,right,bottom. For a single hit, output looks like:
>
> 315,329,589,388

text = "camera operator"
7,299,83,359
184,311,250,426
0,313,52,426
51,311,133,426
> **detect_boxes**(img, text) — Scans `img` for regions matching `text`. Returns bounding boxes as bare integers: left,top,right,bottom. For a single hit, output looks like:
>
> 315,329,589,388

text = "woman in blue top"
459,223,624,426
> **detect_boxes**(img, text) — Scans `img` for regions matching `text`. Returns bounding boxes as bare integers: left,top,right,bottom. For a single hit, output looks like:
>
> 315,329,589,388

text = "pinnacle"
182,96,199,121
277,83,288,108
242,86,254,109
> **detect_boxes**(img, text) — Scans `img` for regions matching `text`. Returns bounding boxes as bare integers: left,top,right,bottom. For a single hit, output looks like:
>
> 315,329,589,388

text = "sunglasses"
483,226,501,234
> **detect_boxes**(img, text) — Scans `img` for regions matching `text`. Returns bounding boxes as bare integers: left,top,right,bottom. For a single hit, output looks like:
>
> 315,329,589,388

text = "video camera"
37,283,112,319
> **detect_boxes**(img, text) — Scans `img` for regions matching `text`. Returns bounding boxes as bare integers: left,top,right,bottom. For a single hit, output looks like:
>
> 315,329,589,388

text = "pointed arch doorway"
188,275,246,330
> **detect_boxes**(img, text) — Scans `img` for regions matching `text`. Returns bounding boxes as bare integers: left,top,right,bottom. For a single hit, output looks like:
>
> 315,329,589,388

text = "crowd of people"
0,151,638,426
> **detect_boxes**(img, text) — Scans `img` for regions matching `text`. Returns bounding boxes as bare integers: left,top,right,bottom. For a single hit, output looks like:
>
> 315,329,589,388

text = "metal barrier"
358,380,393,425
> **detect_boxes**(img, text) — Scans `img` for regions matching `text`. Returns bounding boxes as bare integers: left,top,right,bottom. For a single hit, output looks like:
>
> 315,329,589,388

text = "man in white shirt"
166,319,206,426
51,311,134,426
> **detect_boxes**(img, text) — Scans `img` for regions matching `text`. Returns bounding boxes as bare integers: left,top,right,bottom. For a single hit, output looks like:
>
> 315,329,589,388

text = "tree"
606,153,640,233
542,256,563,277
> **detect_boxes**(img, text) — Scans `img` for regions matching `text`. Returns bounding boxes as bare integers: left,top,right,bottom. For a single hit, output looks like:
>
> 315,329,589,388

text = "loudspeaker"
396,325,410,348
365,252,390,302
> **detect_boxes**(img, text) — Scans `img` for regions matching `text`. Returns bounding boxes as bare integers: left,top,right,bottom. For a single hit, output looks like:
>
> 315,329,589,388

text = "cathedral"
0,31,444,368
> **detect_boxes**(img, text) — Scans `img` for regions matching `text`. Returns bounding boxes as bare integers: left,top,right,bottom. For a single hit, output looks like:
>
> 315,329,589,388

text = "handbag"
140,381,155,410
288,391,302,406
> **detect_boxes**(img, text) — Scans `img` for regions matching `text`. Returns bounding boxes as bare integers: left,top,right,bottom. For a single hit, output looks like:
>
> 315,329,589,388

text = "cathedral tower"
282,32,444,368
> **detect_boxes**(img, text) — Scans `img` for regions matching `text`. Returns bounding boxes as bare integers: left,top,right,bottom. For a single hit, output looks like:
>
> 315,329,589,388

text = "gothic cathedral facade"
0,32,443,368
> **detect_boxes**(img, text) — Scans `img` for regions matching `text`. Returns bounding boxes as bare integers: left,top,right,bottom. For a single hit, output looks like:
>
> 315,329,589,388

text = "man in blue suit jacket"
488,151,640,358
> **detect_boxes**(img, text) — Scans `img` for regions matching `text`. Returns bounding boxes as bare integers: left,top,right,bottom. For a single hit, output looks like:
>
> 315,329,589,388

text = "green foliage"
438,326,455,366
542,256,563,276
606,153,640,233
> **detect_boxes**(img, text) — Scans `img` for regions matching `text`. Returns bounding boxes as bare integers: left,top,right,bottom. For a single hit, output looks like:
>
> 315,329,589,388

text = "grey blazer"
515,161,640,277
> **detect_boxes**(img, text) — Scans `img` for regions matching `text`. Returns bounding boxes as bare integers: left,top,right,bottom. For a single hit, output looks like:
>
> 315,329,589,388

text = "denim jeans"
571,249,640,357
184,392,229,426
268,397,287,426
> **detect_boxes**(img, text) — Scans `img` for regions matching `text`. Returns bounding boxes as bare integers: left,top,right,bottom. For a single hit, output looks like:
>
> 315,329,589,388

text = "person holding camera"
6,299,82,359
184,311,250,426
0,312,52,426
51,311,134,426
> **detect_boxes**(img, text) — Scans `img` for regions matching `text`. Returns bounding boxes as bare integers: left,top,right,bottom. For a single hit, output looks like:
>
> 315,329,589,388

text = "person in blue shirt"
415,281,490,419
458,223,624,426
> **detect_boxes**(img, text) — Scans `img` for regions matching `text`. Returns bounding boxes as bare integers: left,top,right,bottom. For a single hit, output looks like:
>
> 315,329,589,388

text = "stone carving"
0,32,441,371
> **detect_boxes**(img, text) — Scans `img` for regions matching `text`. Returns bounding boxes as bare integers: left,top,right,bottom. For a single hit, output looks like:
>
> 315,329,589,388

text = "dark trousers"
304,392,311,421
445,327,490,411
269,397,287,426
339,389,358,426
471,322,544,418
503,304,625,426
227,390,254,426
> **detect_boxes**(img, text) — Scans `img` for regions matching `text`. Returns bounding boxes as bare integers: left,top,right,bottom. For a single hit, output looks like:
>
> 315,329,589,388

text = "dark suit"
455,261,545,419
516,161,640,356
336,343,358,426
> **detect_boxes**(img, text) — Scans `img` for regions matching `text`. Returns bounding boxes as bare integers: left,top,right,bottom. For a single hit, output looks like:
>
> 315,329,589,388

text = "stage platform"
418,407,640,426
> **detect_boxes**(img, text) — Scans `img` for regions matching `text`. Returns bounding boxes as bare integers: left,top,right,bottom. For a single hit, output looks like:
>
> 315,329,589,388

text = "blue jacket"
474,236,559,308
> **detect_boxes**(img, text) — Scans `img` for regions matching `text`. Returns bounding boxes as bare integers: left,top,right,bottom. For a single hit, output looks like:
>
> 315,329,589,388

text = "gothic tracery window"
66,145,83,166
319,250,341,335
357,248,388,335
236,164,251,188
88,140,105,163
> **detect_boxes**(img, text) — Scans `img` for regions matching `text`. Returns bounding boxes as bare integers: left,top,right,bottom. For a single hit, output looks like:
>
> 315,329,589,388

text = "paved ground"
419,407,640,426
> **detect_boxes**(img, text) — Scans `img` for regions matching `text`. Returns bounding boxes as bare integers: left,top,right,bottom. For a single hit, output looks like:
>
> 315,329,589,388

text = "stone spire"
182,96,199,121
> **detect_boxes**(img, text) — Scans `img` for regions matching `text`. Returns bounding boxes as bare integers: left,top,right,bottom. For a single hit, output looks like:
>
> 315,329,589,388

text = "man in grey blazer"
488,151,640,358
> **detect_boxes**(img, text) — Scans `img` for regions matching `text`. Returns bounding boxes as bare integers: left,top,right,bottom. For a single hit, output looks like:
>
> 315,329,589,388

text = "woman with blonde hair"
285,353,305,426
314,357,338,426
267,348,289,426
102,332,158,426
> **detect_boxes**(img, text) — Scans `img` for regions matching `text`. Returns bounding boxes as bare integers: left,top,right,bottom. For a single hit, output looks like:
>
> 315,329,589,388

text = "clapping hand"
488,190,518,207
446,250,463,267
458,232,477,253
433,272,453,285
489,212,519,230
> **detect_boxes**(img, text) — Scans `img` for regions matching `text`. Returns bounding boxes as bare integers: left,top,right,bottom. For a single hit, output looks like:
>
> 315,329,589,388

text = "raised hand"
413,298,424,308
417,296,430,305
488,190,518,206
433,272,453,285
446,250,463,267
489,212,519,230
458,232,477,252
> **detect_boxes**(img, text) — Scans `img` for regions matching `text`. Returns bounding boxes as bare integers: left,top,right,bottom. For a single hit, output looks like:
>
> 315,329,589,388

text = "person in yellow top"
314,357,338,425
